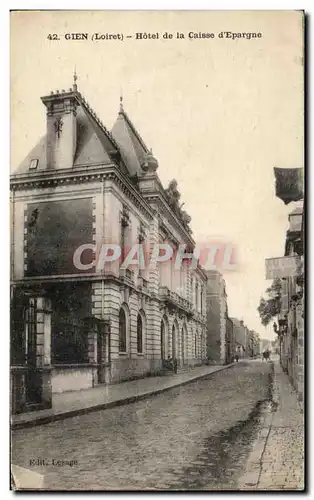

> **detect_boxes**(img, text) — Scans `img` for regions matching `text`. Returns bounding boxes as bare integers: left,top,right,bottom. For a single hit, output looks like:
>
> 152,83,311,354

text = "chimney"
41,81,79,170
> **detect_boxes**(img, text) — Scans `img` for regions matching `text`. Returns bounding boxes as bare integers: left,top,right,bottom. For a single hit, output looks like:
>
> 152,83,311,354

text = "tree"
257,278,282,326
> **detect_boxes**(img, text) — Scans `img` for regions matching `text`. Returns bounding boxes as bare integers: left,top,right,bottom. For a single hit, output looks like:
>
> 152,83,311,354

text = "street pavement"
11,363,235,429
11,360,278,491
238,361,304,491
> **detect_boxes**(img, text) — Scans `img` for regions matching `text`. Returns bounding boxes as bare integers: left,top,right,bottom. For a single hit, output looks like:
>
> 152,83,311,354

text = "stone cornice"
142,191,195,247
10,164,155,221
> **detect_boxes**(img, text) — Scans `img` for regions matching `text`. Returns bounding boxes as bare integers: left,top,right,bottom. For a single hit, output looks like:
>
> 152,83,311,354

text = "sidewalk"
238,361,304,491
11,363,235,430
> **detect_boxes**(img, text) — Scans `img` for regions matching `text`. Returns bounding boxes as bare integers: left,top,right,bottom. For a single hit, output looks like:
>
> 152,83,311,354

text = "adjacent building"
205,270,234,364
230,318,246,358
279,204,304,403
267,167,304,405
10,78,208,413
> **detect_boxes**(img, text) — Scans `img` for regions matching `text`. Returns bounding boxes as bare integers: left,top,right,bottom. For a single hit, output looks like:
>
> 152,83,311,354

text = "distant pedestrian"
262,349,270,362
235,354,239,363
173,358,178,374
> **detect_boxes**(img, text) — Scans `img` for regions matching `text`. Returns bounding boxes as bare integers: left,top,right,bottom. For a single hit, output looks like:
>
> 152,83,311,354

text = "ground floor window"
137,314,143,353
161,320,165,359
119,308,127,353
50,283,91,365
52,318,89,364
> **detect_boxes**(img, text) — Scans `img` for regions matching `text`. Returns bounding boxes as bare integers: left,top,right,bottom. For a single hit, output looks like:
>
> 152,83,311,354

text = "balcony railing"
119,268,134,283
138,276,149,291
159,286,193,314
194,310,206,323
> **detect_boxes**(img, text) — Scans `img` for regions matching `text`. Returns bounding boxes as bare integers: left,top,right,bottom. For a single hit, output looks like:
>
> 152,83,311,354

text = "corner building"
10,79,207,413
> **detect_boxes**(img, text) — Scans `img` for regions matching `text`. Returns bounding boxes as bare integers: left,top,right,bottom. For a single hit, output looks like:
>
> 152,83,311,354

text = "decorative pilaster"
147,215,160,295
35,296,52,409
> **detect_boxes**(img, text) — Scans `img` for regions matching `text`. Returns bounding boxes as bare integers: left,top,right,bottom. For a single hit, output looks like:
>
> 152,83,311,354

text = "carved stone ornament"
54,116,64,138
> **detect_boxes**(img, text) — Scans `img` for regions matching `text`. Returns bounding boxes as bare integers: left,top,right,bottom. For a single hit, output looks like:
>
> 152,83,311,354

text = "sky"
10,10,304,340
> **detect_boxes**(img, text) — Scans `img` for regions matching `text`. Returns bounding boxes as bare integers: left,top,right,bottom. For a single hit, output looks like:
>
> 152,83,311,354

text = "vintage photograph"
10,10,304,491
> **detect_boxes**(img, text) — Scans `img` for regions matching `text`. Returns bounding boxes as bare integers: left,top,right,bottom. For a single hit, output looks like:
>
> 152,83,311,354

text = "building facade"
205,270,234,364
10,79,207,413
231,318,247,358
279,205,304,403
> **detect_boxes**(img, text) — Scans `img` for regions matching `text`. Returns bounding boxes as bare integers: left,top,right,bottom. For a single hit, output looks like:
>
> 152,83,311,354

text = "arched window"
181,328,185,361
172,324,176,358
137,314,143,354
119,308,127,353
161,320,165,359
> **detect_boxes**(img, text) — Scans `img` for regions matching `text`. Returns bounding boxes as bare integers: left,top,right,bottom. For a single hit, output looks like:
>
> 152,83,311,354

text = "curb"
12,363,236,430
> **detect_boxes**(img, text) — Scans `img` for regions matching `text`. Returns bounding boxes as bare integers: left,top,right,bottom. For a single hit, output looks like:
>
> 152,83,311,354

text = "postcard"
10,10,304,491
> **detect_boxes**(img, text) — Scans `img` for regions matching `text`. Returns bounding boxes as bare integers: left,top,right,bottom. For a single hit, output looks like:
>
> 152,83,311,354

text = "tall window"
137,314,143,354
181,328,185,361
161,320,165,359
172,325,176,358
25,298,37,366
119,308,127,353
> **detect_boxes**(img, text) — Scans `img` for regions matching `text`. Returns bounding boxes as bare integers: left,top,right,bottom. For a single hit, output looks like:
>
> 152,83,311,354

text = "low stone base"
109,358,163,384
51,365,98,393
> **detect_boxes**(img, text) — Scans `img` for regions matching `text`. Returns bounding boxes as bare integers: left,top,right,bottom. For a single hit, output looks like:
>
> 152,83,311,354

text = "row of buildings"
10,77,260,414
205,270,261,364
265,169,304,405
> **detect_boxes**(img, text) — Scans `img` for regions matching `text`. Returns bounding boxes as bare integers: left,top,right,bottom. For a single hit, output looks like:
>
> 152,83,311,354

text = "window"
137,314,143,353
25,298,37,366
52,319,88,364
29,159,39,171
119,308,127,353
161,320,165,359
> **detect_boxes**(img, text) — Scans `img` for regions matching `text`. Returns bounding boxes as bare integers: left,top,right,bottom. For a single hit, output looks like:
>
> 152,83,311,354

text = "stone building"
231,318,247,358
205,270,233,364
279,204,304,403
272,168,304,404
226,317,235,364
10,77,207,413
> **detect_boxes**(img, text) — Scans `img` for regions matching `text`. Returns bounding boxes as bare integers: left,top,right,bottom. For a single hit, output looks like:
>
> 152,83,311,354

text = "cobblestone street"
12,361,278,491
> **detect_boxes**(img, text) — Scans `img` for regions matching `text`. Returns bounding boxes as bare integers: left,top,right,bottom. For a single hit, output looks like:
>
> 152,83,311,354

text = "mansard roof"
74,100,115,167
12,90,123,175
111,104,149,177
14,135,47,175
